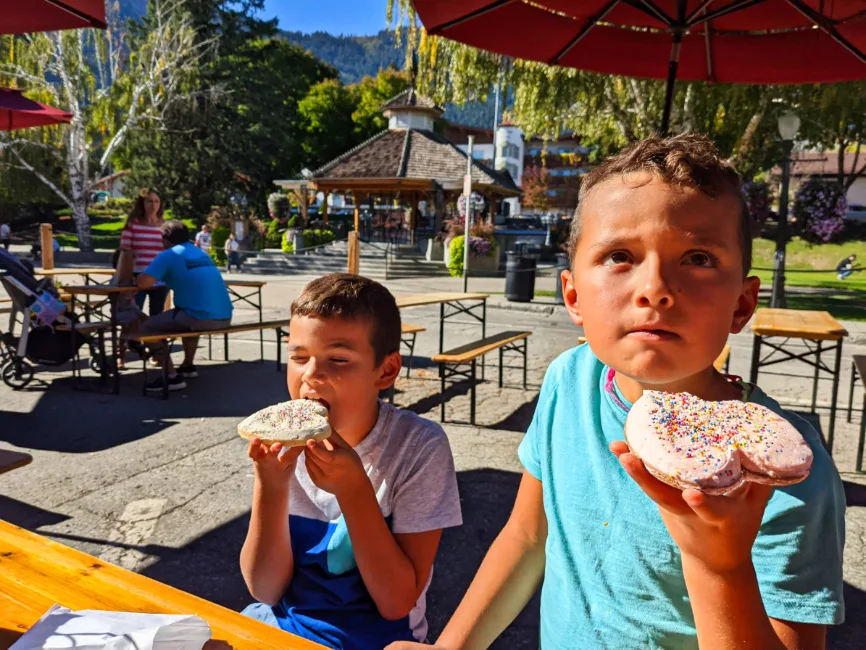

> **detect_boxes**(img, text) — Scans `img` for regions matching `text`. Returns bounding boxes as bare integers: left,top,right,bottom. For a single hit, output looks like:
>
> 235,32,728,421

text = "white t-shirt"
194,231,212,250
274,400,462,647
0,224,10,238
225,239,239,252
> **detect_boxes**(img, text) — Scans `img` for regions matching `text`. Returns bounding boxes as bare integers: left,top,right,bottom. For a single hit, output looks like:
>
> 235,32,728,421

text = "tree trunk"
72,199,93,252
433,188,445,234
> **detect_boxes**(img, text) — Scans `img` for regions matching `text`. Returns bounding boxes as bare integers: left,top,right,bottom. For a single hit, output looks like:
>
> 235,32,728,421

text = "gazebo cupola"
381,88,443,132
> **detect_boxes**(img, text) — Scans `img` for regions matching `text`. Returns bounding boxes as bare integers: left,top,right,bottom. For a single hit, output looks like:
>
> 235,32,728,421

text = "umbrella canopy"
0,88,72,131
414,0,866,132
0,0,107,34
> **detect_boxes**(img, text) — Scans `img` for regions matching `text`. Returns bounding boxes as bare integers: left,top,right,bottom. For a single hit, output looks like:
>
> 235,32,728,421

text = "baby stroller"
0,249,107,389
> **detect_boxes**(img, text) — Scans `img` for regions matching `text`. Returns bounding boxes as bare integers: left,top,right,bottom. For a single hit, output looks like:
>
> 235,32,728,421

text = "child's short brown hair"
291,273,401,365
569,133,751,275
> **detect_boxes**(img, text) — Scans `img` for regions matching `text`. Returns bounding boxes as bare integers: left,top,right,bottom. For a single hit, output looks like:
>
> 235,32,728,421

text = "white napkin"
10,604,212,650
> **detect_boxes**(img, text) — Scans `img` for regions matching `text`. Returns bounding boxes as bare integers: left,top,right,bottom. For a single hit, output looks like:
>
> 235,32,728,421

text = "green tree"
351,67,410,140
0,1,210,250
121,0,279,222
298,79,358,169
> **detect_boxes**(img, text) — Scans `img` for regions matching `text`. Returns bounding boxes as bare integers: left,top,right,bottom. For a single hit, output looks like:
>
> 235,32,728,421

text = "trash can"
505,251,536,302
554,253,569,305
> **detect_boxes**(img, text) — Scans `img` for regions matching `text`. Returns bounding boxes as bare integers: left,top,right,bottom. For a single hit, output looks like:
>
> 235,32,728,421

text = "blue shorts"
241,602,280,627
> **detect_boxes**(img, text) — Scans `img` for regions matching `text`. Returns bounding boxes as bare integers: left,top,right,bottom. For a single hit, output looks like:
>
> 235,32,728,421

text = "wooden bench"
0,521,325,650
132,318,292,399
846,354,866,472
401,322,425,378
0,450,32,476
577,337,732,374
432,330,531,425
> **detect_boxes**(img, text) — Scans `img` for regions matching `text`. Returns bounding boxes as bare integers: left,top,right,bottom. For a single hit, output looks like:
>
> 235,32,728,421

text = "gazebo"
275,88,519,271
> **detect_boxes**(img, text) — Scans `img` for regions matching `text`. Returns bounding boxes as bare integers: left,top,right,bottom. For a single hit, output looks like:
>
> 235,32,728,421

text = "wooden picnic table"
62,284,140,395
0,450,32,476
36,268,114,285
223,280,266,359
395,292,490,357
0,521,324,650
749,308,848,453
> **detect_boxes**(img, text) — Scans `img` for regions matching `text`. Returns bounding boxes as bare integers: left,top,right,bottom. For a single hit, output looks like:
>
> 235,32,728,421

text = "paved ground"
1,268,864,649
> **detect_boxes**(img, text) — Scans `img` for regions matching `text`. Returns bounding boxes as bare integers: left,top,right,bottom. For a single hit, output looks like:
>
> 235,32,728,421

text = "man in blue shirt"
137,220,233,391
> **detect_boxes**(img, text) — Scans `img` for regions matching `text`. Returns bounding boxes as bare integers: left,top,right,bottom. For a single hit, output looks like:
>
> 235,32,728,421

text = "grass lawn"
55,216,197,249
751,237,866,292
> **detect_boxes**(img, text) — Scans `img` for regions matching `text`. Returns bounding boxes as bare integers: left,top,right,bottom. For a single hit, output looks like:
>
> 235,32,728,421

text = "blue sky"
260,0,391,35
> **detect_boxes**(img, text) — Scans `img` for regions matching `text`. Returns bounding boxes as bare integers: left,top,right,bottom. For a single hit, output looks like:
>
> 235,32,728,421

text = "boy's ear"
376,351,402,390
562,269,584,327
730,275,761,334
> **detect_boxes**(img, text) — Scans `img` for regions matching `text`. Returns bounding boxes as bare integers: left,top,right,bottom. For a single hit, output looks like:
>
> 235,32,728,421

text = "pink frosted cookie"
624,392,813,495
238,399,331,447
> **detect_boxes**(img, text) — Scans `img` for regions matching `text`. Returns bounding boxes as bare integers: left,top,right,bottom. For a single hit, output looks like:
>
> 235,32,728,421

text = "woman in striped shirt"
120,189,169,315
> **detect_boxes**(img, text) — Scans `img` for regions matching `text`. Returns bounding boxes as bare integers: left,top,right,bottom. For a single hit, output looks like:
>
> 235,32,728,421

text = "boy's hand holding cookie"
611,439,772,573
248,439,303,491
304,430,368,498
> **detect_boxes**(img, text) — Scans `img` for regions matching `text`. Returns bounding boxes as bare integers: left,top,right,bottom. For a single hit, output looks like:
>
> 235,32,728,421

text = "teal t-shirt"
143,242,233,321
517,344,845,649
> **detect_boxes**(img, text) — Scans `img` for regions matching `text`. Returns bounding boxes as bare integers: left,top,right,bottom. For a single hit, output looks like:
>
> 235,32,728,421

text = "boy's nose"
634,262,675,308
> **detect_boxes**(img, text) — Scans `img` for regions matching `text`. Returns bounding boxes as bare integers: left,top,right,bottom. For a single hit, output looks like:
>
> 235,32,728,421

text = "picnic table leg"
857,398,866,473
439,303,445,354
811,340,822,413
109,294,120,395
224,332,229,362
258,287,264,363
523,338,528,389
827,340,842,454
439,364,446,423
499,347,504,389
848,361,857,423
208,335,212,361
481,300,487,380
749,335,761,384
276,328,283,372
161,339,170,401
470,359,477,426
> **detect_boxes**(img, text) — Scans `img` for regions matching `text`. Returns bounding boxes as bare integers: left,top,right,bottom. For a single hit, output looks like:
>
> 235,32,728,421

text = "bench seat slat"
433,330,530,364
56,321,111,334
401,323,426,335
133,319,291,343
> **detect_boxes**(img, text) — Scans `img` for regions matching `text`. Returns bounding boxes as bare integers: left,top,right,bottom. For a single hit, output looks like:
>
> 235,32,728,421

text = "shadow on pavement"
0,360,288,453
135,468,536,649
0,496,70,529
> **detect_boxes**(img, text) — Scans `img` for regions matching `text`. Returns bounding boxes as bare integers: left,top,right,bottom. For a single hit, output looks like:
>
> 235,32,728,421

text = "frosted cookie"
624,392,813,495
238,399,331,447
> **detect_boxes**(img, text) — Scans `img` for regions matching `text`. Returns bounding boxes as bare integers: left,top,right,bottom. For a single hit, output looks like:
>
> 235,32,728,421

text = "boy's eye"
684,251,715,267
604,251,632,266
290,356,308,363
329,358,349,364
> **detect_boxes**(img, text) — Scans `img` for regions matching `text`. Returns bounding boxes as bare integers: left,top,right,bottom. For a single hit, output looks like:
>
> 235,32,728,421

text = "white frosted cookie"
238,399,331,447
625,391,813,495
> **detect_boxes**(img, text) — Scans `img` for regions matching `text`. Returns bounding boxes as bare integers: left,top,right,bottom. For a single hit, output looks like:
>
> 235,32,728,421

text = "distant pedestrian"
195,224,212,252
0,221,10,250
225,232,241,272
836,254,857,280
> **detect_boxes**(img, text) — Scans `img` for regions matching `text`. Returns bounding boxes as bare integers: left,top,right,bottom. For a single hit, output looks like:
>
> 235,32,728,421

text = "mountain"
279,30,405,85
280,29,499,128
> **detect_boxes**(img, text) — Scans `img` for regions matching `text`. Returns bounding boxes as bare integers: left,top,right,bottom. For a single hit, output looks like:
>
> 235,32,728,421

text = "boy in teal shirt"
389,134,845,649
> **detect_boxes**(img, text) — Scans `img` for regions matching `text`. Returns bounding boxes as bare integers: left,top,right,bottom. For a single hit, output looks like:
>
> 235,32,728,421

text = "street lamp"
770,110,801,309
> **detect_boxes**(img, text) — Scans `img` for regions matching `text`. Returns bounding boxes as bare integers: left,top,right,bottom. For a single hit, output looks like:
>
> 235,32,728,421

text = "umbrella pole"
660,31,683,136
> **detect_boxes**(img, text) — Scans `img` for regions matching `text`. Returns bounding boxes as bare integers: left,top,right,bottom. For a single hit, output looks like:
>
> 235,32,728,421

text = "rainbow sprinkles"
625,392,813,495
238,399,331,447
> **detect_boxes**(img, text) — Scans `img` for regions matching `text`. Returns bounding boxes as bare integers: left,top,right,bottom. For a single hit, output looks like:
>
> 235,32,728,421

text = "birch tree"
0,1,213,251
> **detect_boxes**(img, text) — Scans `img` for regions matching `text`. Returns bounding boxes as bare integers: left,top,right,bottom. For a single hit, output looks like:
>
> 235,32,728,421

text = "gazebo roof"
311,127,520,196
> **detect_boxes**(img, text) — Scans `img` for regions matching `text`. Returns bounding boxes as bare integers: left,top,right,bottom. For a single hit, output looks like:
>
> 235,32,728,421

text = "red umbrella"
1,0,106,34
0,88,72,131
413,0,866,132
